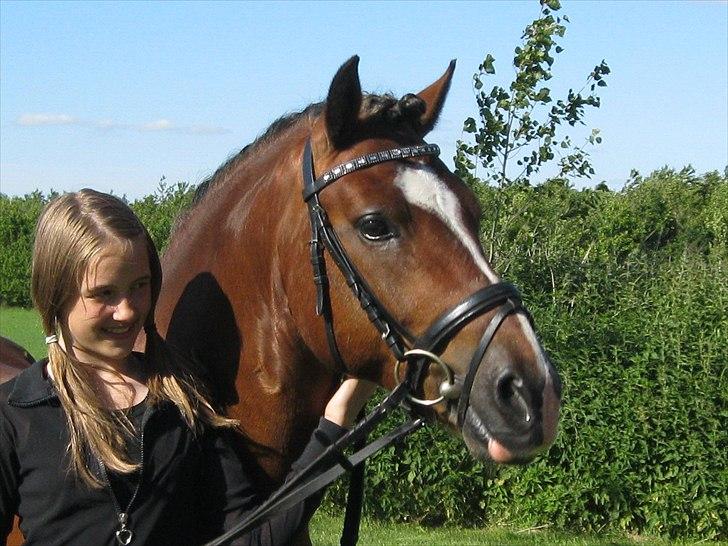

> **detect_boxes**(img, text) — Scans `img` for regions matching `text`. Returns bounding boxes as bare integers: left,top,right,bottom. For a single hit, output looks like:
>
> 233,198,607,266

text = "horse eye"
357,214,396,242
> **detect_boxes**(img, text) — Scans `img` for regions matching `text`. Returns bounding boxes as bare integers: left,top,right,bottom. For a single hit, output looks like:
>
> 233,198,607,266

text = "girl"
0,189,374,545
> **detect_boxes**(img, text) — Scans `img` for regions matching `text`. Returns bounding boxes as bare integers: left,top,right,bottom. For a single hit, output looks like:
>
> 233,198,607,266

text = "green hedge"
0,191,50,307
1,168,725,539
0,182,195,307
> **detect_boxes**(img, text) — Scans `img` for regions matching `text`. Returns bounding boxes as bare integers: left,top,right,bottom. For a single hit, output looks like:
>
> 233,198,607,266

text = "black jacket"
0,360,345,545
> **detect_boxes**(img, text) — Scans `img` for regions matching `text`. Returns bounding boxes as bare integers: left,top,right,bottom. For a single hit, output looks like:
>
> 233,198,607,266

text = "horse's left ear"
326,56,363,149
416,59,456,136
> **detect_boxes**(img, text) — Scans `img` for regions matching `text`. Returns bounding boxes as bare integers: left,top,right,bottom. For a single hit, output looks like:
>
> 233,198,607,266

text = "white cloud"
188,125,229,135
141,118,174,131
138,119,228,134
17,113,228,135
96,119,128,130
17,113,76,126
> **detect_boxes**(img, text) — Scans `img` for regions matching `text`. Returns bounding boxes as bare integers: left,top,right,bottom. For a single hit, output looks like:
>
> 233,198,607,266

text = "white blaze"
394,165,499,283
394,165,548,369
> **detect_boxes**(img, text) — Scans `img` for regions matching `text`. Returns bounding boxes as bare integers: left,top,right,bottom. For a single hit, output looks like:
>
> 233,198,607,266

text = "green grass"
310,512,722,546
0,306,46,361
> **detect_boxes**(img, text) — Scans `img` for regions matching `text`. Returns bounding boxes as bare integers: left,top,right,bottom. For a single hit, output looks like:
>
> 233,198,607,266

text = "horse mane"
186,91,426,210
191,102,325,206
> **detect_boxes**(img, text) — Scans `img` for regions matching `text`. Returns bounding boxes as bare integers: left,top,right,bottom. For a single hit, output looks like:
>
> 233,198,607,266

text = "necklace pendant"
115,529,133,545
115,512,133,545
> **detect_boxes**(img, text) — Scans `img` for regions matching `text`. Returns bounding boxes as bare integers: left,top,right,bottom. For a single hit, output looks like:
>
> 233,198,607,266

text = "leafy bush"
0,191,51,306
129,180,195,252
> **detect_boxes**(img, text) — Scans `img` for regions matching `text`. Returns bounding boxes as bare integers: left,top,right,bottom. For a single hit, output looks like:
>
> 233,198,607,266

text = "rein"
204,139,529,546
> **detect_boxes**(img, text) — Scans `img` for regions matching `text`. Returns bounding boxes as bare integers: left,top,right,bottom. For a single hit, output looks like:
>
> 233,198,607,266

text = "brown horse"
0,336,33,546
156,54,561,507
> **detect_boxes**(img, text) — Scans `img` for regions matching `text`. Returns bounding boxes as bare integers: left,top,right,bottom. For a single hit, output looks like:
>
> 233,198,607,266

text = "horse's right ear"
416,59,456,136
325,56,363,149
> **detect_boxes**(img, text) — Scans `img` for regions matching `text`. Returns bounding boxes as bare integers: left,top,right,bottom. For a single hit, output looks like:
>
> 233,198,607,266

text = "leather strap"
204,385,420,546
340,407,367,546
303,143,440,202
415,283,521,353
303,140,414,366
456,299,517,428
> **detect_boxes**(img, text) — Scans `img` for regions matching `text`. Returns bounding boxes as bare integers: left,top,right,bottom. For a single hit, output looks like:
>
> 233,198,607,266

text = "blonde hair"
32,189,235,487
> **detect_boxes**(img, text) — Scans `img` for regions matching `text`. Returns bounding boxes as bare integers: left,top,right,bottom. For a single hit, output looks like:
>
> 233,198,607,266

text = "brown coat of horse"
155,55,561,521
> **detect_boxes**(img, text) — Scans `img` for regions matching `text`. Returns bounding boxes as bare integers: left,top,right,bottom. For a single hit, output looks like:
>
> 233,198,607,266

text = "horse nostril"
495,372,530,422
496,373,520,402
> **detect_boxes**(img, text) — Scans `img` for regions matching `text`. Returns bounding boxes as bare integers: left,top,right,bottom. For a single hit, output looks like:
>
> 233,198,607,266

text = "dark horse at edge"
0,337,34,385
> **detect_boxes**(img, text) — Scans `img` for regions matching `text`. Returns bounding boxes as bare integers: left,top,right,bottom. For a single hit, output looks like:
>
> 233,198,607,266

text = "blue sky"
1,0,726,199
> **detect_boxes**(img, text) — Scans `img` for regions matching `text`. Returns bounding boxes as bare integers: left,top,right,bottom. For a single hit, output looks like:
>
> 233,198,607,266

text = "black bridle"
205,139,530,546
302,139,529,425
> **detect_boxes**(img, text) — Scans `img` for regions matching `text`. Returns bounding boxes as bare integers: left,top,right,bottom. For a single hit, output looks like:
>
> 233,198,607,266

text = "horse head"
295,56,561,464
158,57,561,485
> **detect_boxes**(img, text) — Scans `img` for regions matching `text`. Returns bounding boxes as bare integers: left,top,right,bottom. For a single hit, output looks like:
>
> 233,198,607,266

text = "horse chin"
461,407,537,465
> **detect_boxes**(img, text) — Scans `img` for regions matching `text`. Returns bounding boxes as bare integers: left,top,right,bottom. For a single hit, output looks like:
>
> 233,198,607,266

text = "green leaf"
483,54,496,75
546,0,562,11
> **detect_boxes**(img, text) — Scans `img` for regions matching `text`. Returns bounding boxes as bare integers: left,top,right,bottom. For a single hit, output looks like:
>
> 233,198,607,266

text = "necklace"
115,513,133,545
99,401,149,545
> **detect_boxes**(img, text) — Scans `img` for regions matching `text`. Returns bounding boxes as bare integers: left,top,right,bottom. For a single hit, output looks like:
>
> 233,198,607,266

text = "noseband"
302,139,530,427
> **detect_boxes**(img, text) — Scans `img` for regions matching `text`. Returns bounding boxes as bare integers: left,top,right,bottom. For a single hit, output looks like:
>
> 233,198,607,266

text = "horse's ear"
416,59,456,136
325,56,363,149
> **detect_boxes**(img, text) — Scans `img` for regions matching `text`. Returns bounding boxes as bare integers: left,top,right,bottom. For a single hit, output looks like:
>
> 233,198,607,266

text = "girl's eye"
132,280,150,291
90,289,114,301
357,214,397,242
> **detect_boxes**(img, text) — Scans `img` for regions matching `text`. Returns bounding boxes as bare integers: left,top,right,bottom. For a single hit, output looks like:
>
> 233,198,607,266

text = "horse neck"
159,123,339,481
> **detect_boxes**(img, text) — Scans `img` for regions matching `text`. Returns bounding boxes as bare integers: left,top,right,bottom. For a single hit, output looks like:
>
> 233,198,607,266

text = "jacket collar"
7,359,57,407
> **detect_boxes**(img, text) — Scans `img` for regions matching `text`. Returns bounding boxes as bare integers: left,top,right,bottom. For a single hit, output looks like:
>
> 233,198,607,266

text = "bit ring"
394,349,456,407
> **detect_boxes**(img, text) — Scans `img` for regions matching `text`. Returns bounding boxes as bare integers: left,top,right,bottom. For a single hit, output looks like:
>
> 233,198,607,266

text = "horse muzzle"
460,352,561,464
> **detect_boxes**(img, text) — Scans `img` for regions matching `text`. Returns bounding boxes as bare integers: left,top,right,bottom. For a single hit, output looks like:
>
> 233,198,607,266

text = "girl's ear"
325,56,363,149
416,60,456,136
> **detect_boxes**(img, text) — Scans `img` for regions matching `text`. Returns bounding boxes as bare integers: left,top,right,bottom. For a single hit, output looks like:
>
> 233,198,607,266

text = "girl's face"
61,236,152,370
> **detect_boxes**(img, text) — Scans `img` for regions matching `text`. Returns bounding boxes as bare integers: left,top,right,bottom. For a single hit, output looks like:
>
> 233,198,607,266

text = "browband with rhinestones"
303,143,440,202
